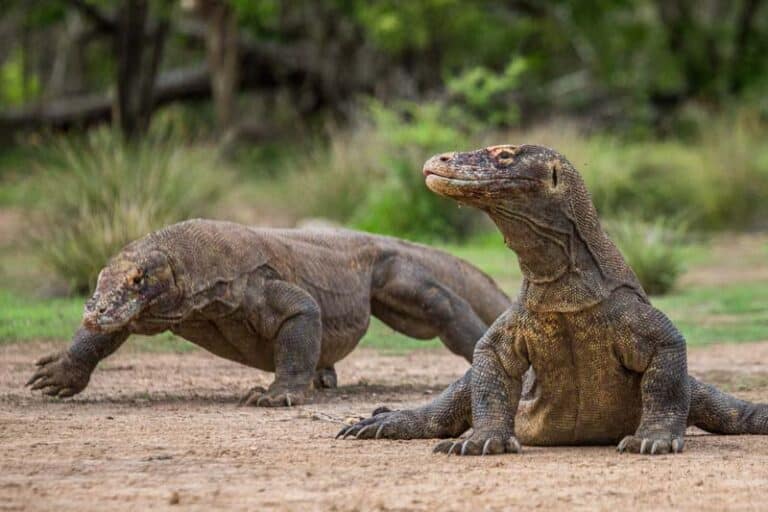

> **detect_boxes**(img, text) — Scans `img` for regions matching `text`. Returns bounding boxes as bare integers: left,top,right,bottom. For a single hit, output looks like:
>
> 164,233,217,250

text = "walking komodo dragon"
339,144,768,454
26,221,509,406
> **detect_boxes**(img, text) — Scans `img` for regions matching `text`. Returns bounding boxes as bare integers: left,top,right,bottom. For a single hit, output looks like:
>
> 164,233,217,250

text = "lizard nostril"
98,306,107,314
439,155,450,162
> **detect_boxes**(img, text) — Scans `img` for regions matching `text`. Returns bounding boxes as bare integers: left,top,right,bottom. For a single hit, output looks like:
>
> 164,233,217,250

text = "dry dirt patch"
2,342,768,511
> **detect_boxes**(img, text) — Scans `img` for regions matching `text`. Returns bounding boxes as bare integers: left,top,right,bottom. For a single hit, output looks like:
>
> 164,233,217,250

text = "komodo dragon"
339,144,768,454
26,221,509,406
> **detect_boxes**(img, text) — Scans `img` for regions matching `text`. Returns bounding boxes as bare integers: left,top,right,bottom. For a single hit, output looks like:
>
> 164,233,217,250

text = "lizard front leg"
337,370,472,440
27,326,129,398
617,304,690,455
434,308,529,456
241,281,321,407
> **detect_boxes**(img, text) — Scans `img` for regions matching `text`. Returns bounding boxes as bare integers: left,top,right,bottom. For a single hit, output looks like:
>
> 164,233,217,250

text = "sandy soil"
3,343,768,511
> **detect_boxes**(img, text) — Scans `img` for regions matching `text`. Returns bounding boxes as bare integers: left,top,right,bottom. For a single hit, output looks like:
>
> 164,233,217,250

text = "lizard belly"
515,309,643,446
171,313,275,372
317,302,371,367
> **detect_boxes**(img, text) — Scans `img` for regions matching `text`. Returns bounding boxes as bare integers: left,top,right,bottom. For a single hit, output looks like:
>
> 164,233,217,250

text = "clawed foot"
239,385,307,407
617,434,684,455
26,351,91,398
336,407,425,440
313,367,337,389
433,432,522,456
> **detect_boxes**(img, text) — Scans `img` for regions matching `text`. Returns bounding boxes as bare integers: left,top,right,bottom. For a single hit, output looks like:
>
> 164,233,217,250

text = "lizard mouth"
425,173,499,191
424,171,537,202
83,313,128,333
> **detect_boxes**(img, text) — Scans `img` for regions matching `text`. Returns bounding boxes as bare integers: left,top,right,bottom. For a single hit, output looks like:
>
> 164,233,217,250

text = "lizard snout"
423,153,455,177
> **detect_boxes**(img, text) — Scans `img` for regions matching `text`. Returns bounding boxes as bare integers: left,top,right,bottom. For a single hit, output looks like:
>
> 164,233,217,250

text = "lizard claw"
354,425,371,439
240,386,305,407
335,426,351,439
434,434,521,457
335,408,423,441
617,434,684,455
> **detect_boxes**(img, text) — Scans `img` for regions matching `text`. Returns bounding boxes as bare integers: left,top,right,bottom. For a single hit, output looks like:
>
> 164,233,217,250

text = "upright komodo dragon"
26,221,509,406
339,144,768,454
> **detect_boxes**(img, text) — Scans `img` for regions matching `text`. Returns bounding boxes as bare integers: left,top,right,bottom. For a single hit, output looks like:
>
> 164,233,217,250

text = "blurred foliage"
33,128,231,294
446,58,528,127
350,0,521,67
289,99,483,240
351,101,480,240
0,49,39,106
5,0,768,126
606,217,687,295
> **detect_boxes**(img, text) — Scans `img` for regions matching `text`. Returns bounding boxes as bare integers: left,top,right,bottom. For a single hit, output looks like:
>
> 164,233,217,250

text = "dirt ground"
3,342,768,511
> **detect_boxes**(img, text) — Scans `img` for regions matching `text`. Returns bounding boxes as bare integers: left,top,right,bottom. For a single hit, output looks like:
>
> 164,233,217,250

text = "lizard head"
423,144,588,235
423,144,571,209
424,143,602,283
83,249,180,332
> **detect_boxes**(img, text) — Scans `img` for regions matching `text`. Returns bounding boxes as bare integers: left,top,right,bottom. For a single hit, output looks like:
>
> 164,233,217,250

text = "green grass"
654,283,768,346
359,318,444,354
0,289,82,342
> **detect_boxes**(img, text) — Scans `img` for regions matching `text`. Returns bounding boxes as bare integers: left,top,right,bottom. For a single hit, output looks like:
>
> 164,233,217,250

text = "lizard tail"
688,376,768,434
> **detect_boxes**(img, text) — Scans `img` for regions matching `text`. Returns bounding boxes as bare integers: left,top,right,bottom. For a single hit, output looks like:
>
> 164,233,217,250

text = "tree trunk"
47,12,87,99
201,0,240,134
113,0,167,141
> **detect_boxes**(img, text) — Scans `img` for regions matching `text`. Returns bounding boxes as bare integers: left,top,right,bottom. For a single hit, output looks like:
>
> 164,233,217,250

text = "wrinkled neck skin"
487,208,613,313
131,286,186,336
134,293,185,334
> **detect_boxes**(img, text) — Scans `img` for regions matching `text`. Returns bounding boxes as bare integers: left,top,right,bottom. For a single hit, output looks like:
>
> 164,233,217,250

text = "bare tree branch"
64,0,116,34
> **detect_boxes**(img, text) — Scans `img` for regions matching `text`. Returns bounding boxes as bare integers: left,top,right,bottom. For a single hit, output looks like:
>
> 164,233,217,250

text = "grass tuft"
32,128,231,294
606,217,687,295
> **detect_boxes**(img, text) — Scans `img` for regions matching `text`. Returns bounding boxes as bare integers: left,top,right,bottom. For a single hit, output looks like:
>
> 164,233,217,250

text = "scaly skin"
339,144,768,454
27,220,509,406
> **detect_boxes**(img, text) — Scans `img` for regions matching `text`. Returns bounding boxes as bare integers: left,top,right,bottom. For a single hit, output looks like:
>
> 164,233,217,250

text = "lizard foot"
433,432,522,456
313,367,337,389
336,407,427,440
617,434,684,455
26,351,91,398
239,385,307,407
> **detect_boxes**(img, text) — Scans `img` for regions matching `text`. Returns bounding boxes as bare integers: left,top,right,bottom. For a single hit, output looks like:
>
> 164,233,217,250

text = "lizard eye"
497,150,513,160
131,272,145,287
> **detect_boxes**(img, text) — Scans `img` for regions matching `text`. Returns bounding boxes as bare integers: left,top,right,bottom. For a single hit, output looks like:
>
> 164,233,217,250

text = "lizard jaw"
425,173,536,205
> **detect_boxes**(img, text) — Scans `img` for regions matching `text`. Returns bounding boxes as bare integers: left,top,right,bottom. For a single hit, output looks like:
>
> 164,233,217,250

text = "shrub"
286,121,386,223
605,217,687,295
288,100,484,241
33,128,231,294
349,100,485,240
446,57,527,127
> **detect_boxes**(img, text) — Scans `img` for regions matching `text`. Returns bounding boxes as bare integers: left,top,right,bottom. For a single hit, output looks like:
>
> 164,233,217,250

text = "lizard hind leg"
370,259,488,362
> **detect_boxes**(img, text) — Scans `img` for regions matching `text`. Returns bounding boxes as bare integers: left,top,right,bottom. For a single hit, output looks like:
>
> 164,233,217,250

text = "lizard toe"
433,440,455,454
240,387,306,407
618,434,683,455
